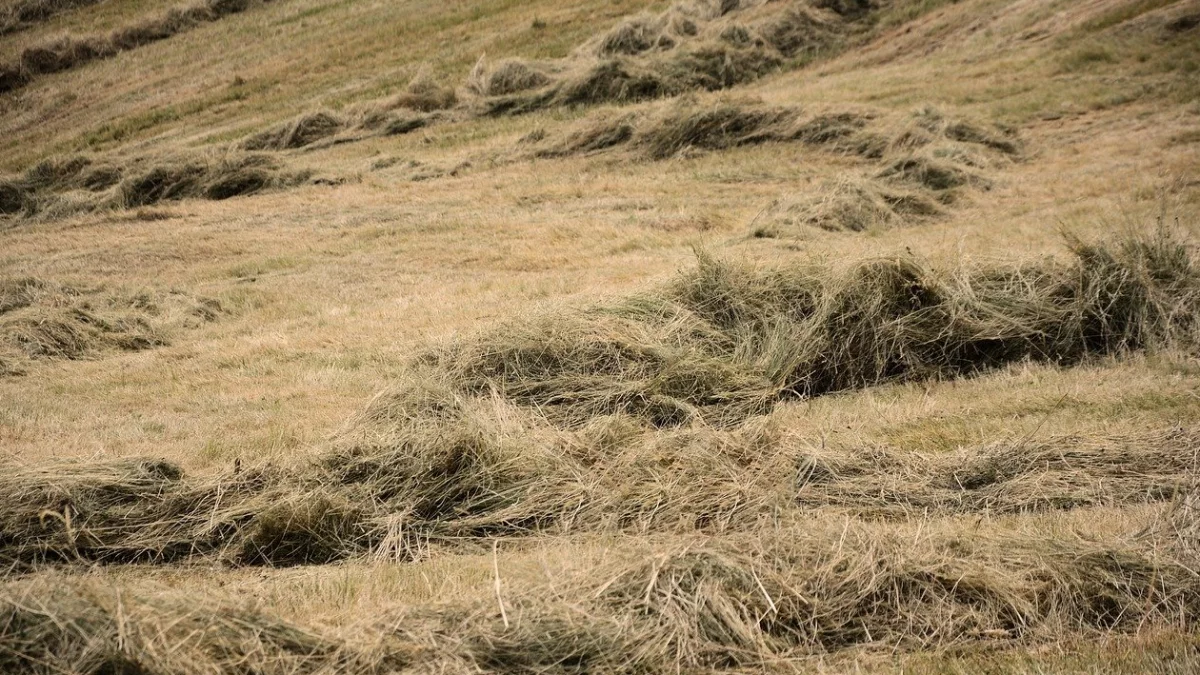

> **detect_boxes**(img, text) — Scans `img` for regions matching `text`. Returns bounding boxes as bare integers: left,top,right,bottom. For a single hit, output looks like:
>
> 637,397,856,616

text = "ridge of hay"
0,151,312,221
0,0,104,36
415,226,1195,429
240,110,347,151
0,0,265,93
466,0,869,117
5,513,1200,672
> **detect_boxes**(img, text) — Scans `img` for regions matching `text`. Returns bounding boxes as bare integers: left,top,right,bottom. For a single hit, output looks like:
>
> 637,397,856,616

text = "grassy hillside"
1,0,1199,672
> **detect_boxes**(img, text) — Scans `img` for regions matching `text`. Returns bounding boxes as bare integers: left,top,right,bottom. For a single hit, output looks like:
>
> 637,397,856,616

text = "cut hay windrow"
421,227,1191,428
530,101,1016,234
2,228,1198,569
463,0,871,117
0,151,312,220
238,107,443,152
0,0,104,36
4,513,1200,672
0,0,269,94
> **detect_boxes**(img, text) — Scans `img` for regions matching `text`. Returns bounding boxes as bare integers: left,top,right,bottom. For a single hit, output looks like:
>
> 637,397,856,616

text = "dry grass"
464,0,873,116
0,0,265,93
4,507,1200,672
1,0,1199,672
0,277,223,375
2,227,1196,570
0,151,312,220
0,0,103,36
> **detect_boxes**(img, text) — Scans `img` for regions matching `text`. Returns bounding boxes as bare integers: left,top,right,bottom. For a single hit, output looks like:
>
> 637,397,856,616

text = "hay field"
1,0,1200,671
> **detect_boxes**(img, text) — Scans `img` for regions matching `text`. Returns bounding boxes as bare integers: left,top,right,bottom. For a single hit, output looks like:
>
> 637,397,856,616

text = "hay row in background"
0,0,271,93
0,151,312,221
0,0,102,36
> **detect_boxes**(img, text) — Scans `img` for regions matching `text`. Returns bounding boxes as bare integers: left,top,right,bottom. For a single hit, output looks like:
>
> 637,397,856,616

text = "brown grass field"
1,0,1200,672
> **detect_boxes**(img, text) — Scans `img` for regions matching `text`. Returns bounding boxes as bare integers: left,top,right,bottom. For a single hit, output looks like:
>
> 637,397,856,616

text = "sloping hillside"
1,0,1199,672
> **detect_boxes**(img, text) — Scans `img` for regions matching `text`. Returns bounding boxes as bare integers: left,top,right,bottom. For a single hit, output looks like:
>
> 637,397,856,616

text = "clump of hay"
467,57,554,97
18,35,115,75
534,114,638,158
531,102,892,162
119,153,309,206
595,13,675,56
0,278,225,374
387,68,458,112
757,5,841,57
790,110,887,157
551,58,668,108
0,0,104,36
0,180,31,215
0,579,369,674
754,176,941,235
0,456,370,568
241,110,346,151
635,100,798,159
747,107,1024,239
0,277,48,314
877,154,977,193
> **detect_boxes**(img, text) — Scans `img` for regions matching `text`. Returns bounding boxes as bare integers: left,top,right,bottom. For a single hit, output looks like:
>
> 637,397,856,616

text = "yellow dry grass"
1,0,1199,672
